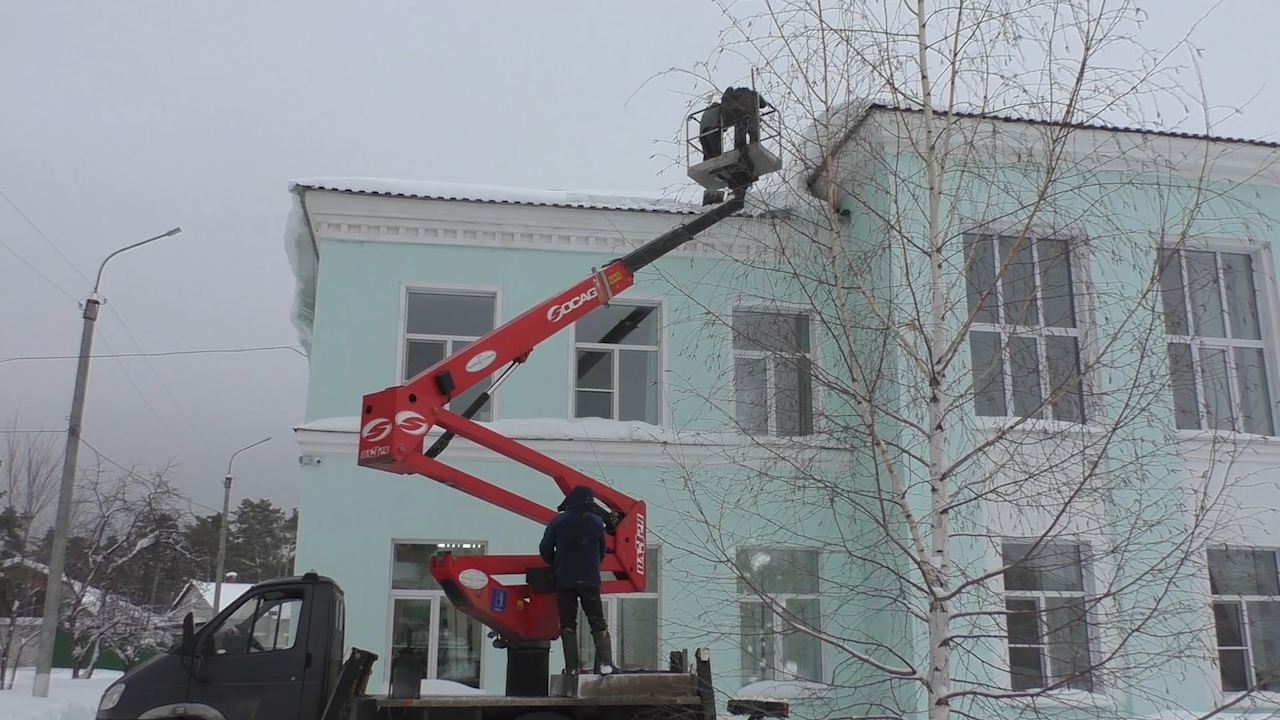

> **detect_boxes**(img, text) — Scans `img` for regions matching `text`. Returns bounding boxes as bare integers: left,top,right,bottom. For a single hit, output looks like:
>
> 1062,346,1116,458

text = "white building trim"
294,416,850,468
299,189,769,260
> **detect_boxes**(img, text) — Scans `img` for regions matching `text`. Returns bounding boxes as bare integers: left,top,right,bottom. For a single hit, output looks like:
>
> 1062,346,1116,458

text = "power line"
0,193,204,461
0,429,63,434
0,237,79,305
0,187,91,285
0,345,306,365
99,309,217,456
79,437,221,515
91,326,204,462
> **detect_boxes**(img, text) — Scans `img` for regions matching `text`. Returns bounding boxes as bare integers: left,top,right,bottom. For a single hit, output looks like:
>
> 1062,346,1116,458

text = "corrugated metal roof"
290,177,703,214
866,102,1280,149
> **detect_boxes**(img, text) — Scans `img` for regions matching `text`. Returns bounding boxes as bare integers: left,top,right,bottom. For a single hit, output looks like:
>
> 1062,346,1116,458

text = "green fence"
50,629,167,672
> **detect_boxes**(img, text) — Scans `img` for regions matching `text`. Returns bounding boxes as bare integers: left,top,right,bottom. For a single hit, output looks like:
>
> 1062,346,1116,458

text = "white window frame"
397,283,502,422
1157,240,1280,437
1207,545,1280,693
1000,538,1098,694
965,231,1090,425
385,539,489,690
735,545,826,686
729,304,820,437
567,295,667,426
574,544,663,672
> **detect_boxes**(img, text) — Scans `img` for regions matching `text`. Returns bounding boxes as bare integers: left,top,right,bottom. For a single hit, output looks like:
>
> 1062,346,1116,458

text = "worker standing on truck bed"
539,485,615,675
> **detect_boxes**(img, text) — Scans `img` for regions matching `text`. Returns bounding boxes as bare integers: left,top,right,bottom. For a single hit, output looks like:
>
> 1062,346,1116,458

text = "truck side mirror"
181,611,197,657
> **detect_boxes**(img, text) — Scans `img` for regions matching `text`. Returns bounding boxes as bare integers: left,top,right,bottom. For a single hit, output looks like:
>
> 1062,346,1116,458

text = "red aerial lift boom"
356,97,780,697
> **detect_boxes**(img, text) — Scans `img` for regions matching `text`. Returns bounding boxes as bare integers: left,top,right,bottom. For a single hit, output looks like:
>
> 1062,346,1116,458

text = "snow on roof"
191,580,254,612
290,177,704,215
170,578,255,614
0,557,146,616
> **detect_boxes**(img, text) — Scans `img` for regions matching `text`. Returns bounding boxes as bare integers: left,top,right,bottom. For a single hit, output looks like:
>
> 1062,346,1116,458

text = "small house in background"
168,572,255,626
0,557,162,670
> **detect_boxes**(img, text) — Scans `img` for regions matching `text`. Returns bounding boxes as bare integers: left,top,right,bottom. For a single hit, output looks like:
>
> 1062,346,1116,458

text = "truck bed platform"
377,671,703,708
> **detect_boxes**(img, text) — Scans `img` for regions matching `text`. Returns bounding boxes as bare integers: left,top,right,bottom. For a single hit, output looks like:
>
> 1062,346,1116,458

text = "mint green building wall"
830,126,1280,718
294,230,864,714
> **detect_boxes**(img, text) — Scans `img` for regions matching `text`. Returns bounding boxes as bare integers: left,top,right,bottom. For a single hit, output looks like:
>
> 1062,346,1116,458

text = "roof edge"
288,177,705,215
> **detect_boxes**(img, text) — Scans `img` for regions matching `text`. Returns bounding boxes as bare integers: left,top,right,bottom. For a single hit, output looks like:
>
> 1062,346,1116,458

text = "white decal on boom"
547,287,599,323
634,513,646,575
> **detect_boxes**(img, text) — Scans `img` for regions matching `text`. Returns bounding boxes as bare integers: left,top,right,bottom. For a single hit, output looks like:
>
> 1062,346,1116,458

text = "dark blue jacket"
539,486,607,588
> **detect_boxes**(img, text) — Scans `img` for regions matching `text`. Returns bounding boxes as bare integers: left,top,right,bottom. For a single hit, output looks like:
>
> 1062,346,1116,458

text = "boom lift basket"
685,96,783,194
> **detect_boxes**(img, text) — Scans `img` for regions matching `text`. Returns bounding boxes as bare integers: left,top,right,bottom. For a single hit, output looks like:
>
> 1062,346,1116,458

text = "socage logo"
547,287,598,324
360,418,392,443
395,410,430,436
361,412,429,441
634,513,646,575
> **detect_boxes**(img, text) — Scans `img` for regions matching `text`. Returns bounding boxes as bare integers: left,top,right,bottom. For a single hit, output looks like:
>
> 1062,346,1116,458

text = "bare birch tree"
0,420,59,689
645,2,1280,719
61,453,188,677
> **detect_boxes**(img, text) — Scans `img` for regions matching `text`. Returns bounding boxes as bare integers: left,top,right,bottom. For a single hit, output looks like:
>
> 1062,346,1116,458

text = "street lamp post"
32,227,183,698
214,437,271,613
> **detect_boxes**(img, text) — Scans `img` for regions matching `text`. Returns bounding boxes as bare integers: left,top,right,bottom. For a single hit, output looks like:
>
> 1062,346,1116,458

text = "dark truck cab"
96,572,785,720
96,572,345,720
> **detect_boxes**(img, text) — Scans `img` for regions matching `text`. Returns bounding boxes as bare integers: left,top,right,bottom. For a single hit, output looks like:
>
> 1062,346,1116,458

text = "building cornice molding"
301,189,774,259
294,421,850,469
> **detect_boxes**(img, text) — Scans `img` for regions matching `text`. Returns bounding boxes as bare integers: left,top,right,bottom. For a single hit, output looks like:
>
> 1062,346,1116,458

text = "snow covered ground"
0,668,121,720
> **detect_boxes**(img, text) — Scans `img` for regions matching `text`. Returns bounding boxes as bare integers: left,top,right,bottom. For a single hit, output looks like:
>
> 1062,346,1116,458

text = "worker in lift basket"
539,485,615,675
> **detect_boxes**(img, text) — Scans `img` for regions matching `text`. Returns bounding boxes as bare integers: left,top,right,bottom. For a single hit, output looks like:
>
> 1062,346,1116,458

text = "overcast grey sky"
1,1,1276,515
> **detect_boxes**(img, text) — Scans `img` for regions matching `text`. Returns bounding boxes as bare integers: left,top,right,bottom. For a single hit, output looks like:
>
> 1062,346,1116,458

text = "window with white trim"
1208,547,1280,691
387,542,486,688
1158,248,1276,435
573,302,661,424
403,290,497,422
732,309,815,436
574,545,663,672
1002,540,1094,691
737,547,823,684
966,233,1085,423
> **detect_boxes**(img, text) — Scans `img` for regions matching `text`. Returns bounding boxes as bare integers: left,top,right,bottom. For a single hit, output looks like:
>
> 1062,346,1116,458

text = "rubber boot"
592,630,614,675
560,628,579,674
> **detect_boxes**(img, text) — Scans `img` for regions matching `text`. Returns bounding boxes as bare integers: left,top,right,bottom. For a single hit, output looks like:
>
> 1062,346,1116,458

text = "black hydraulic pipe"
619,192,745,273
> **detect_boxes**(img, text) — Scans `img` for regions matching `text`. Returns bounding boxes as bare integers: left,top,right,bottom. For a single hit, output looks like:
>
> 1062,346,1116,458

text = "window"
737,547,822,684
1002,541,1094,691
403,290,497,422
574,545,663,672
966,233,1085,423
573,302,661,424
1159,248,1275,435
388,542,487,688
205,589,302,655
732,310,814,436
1208,547,1280,691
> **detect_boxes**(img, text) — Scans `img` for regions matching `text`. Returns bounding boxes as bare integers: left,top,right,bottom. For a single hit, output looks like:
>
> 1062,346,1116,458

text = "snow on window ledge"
973,415,1111,439
734,679,833,702
1218,690,1280,710
294,416,855,465
296,415,850,449
1005,688,1117,710
1176,428,1280,447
